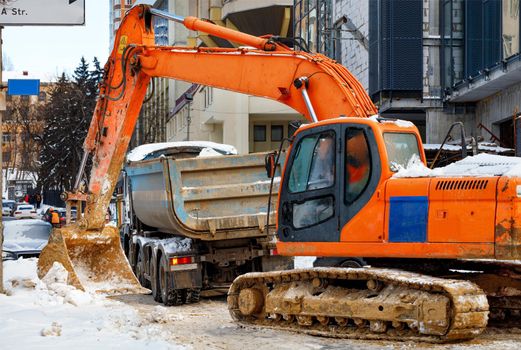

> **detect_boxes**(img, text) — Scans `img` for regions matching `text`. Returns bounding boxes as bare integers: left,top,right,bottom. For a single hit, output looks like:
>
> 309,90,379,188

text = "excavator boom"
37,5,376,293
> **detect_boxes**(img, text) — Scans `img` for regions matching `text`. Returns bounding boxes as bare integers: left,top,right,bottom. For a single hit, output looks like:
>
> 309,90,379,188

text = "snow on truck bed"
394,153,521,178
127,141,237,162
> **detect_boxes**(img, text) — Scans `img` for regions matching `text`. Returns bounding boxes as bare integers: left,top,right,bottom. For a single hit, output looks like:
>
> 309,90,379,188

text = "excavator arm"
38,4,377,293
79,5,376,230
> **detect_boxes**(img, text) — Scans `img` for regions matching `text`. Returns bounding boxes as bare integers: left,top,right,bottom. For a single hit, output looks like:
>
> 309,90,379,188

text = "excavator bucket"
37,224,149,295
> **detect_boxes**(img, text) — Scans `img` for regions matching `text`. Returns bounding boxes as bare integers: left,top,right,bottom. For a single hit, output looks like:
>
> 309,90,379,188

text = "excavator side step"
227,267,489,343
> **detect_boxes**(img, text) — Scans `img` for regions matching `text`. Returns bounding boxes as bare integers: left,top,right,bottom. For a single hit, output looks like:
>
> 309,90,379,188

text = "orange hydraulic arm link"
73,4,377,229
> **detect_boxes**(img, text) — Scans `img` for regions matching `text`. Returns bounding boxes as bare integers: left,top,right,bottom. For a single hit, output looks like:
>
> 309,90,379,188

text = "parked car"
2,219,52,260
3,200,16,216
13,204,38,219
2,206,12,216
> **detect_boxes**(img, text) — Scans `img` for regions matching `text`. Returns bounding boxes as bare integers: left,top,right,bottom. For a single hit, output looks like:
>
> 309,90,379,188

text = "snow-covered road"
2,258,521,349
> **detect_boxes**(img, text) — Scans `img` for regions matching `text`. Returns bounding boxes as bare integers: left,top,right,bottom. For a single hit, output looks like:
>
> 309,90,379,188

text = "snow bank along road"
1,257,521,349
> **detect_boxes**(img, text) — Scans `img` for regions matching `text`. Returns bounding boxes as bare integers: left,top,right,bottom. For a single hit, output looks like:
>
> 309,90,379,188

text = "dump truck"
117,142,293,305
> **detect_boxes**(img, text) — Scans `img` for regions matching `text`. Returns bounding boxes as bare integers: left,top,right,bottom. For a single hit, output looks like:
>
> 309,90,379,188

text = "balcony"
221,0,293,38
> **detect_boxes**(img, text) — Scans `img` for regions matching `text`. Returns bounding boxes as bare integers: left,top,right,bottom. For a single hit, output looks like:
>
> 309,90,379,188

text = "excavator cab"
277,118,423,245
278,121,379,243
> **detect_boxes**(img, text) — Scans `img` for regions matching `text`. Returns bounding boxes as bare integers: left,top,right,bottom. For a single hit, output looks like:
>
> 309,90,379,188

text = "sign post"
0,26,4,294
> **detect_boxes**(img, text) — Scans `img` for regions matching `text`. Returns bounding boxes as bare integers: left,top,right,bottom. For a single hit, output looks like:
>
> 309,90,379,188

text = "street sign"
0,0,85,26
7,79,40,96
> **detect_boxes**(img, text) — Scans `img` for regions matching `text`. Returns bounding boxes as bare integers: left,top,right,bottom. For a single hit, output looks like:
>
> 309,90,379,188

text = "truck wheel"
123,235,130,259
136,248,151,289
185,288,201,304
159,255,185,306
339,258,366,268
151,256,162,303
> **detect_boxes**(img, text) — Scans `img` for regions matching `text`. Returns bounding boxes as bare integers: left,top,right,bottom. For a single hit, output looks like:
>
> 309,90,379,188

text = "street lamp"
184,92,193,141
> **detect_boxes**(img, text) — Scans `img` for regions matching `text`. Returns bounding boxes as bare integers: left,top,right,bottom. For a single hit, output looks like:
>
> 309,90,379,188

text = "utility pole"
0,25,5,294
184,92,193,141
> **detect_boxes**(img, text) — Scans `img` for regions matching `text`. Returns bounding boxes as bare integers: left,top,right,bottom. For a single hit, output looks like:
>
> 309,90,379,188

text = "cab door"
277,125,341,242
339,124,381,230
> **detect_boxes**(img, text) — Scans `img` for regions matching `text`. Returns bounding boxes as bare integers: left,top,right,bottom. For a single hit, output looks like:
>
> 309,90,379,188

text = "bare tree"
4,97,43,192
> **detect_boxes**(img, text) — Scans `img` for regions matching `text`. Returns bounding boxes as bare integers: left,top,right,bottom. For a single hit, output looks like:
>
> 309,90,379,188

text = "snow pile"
41,322,62,337
197,147,225,158
127,141,237,162
368,115,415,128
0,258,183,349
392,154,433,178
147,306,185,323
393,153,521,178
423,142,513,154
423,143,463,151
294,256,316,269
41,262,93,306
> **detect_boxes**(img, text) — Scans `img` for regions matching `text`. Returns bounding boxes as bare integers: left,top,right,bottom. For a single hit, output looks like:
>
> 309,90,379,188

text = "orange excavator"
37,4,521,343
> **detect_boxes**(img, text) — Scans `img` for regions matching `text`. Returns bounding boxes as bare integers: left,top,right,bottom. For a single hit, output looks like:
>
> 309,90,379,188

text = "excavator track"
227,268,489,343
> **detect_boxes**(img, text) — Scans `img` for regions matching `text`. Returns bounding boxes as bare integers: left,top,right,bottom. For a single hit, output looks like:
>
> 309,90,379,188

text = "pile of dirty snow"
393,153,521,178
0,258,184,349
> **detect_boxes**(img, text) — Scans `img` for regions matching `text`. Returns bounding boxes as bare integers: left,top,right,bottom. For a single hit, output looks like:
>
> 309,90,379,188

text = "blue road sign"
7,79,40,96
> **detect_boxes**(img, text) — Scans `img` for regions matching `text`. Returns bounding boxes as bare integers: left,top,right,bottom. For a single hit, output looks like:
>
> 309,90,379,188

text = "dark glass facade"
294,0,333,55
440,0,465,89
442,0,520,90
368,0,423,98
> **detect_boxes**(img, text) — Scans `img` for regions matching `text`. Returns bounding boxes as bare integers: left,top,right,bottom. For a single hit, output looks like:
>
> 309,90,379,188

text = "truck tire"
151,255,162,303
159,254,185,306
136,248,151,289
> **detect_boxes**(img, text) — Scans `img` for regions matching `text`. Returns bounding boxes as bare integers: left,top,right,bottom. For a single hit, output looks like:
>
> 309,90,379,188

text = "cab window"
383,133,421,171
288,132,335,193
345,128,371,203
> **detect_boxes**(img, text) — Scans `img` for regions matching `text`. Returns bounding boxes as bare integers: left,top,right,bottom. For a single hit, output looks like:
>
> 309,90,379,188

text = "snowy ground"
2,257,521,349
0,258,183,349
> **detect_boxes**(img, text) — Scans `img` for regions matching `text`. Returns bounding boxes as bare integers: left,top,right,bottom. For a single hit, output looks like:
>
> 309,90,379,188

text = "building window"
503,0,520,59
271,125,283,141
154,0,169,45
294,0,333,56
254,125,267,142
441,0,465,89
464,0,501,79
204,87,213,108
38,91,46,102
3,152,11,162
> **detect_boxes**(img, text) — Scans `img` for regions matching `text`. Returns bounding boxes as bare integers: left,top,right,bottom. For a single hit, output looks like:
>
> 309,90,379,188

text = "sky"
2,1,110,80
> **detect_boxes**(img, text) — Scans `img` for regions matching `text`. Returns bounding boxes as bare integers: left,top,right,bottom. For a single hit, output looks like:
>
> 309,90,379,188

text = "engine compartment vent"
435,179,489,191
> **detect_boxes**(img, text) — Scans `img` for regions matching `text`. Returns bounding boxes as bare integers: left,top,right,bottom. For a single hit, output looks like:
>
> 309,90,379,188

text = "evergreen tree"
89,57,104,96
73,56,90,92
37,57,105,193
